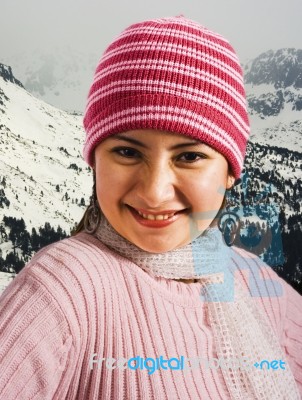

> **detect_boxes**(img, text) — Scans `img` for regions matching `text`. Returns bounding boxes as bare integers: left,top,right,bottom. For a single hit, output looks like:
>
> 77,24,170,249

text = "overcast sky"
1,0,302,64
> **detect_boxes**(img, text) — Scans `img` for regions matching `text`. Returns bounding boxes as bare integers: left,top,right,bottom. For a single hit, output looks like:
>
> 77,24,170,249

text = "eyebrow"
110,134,203,150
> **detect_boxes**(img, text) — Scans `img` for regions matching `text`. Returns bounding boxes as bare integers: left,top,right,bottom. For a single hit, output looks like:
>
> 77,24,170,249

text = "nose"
135,161,175,207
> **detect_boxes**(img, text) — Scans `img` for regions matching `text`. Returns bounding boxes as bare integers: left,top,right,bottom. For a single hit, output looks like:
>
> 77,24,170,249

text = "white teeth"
136,210,175,220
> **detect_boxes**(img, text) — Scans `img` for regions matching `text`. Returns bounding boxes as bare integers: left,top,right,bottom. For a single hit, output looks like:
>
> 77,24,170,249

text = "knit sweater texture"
0,232,301,399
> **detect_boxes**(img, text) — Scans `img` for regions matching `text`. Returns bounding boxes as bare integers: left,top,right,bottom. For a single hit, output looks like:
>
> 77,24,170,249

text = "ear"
226,174,235,190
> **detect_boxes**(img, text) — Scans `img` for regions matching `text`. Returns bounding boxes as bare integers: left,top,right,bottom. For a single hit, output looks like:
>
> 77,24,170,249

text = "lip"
126,205,187,228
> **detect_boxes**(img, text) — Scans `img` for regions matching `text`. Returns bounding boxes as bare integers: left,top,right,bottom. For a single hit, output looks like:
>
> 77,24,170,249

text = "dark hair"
71,170,97,236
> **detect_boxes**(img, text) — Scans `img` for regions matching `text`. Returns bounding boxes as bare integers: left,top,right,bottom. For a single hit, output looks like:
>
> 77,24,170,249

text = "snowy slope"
0,63,92,236
0,271,15,294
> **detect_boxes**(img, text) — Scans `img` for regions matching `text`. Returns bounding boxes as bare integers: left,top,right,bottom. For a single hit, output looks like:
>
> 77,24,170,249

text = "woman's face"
93,130,235,253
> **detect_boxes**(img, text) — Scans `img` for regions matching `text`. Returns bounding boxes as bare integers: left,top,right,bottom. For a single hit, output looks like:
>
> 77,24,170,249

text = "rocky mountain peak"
244,48,302,89
0,64,23,88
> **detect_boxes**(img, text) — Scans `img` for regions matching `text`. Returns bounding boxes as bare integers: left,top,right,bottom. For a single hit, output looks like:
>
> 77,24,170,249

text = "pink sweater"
0,232,301,399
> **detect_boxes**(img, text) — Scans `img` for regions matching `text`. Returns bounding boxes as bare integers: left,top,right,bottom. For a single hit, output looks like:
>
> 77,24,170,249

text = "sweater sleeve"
0,268,75,400
281,281,302,395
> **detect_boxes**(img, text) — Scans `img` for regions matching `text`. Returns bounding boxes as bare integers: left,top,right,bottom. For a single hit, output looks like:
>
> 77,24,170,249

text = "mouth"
126,205,188,221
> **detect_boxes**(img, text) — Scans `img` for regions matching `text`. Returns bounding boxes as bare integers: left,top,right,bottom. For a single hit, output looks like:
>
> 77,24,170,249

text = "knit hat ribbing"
83,16,250,179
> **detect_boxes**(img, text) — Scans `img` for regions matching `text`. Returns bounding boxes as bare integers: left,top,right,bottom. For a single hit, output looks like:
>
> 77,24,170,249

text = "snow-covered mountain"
244,48,302,152
3,47,99,113
0,63,92,239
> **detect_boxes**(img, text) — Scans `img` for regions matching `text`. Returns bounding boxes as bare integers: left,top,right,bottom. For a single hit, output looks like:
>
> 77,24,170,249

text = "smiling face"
93,130,235,253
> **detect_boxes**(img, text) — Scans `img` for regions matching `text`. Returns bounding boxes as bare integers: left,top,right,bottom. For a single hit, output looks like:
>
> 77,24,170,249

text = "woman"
0,16,301,399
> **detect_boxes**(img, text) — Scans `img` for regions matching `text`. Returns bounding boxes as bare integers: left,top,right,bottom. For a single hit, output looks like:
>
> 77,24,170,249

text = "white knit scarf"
91,213,300,400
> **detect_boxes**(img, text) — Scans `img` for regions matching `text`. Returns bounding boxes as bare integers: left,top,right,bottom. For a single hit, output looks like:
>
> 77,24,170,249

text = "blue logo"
189,171,284,302
253,359,286,370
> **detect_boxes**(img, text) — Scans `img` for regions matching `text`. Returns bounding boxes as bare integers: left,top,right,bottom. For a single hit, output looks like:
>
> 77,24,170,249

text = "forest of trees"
0,217,67,273
224,142,302,293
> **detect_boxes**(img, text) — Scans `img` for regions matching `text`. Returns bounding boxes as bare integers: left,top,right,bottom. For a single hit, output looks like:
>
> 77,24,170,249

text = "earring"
84,199,101,234
84,171,101,234
218,210,240,246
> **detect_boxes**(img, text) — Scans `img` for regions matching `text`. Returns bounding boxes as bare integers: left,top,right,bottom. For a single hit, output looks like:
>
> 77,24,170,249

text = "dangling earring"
218,179,241,246
218,210,240,246
84,171,101,234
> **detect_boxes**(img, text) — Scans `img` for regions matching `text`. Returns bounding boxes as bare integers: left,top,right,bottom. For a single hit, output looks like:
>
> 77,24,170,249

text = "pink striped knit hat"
83,16,250,178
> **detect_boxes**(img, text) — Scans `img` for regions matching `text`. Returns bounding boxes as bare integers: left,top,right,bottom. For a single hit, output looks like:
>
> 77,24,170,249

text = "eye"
111,147,141,158
177,152,207,163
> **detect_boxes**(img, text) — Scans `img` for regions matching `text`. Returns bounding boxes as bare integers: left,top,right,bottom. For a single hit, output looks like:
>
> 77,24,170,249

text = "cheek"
186,169,226,232
95,167,131,208
188,169,226,210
